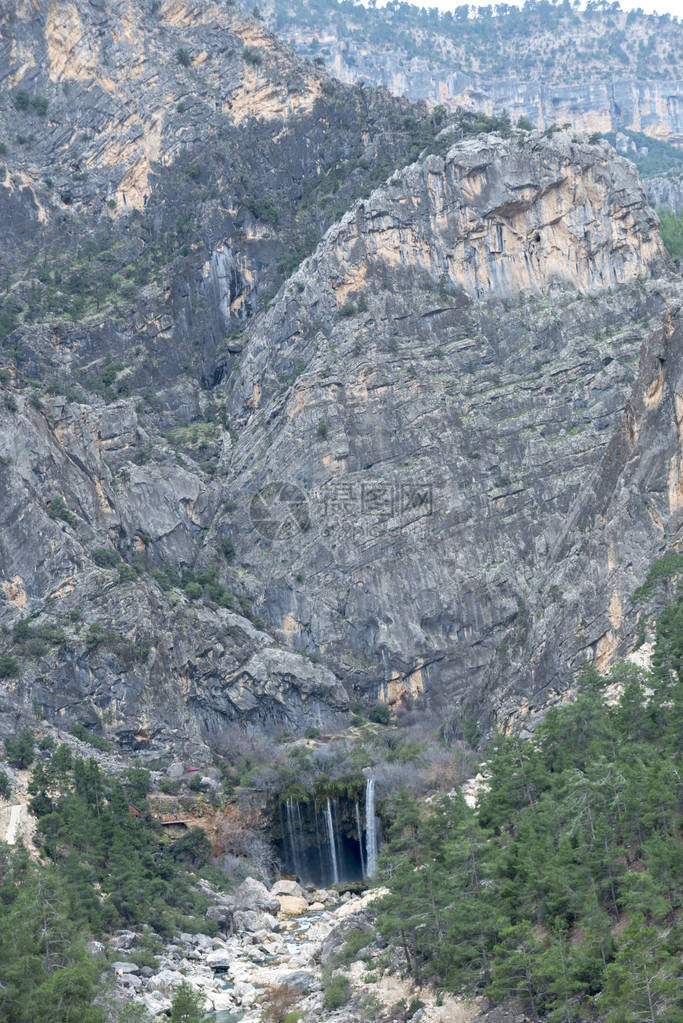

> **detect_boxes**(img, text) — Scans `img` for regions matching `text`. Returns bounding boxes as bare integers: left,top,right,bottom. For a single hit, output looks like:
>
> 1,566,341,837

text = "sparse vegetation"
322,973,351,1010
376,600,682,1020
5,729,34,769
658,209,683,263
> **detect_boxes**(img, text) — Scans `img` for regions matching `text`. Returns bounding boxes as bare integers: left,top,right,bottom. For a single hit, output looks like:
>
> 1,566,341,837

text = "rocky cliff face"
0,0,680,753
645,173,683,215
259,0,683,146
221,130,677,734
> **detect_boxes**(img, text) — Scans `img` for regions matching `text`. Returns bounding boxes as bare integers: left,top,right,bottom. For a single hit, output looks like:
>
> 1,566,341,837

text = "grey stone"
232,910,279,933
148,968,185,994
234,877,280,915
112,961,139,974
271,879,306,898
205,948,231,970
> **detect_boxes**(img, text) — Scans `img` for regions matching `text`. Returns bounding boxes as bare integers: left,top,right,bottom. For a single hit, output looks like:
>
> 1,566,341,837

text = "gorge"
0,0,681,1021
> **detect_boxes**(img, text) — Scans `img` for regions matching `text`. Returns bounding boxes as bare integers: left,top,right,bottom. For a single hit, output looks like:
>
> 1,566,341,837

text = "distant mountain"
257,0,683,145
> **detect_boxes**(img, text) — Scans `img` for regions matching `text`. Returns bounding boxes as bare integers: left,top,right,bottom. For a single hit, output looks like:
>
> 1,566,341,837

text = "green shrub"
5,730,34,769
168,421,218,449
0,653,19,678
338,926,374,965
369,704,391,725
244,193,279,225
322,973,350,1010
125,767,151,803
12,90,30,112
170,980,205,1022
658,209,683,263
176,47,191,67
632,553,683,602
171,826,211,866
185,582,203,600
243,46,263,66
339,302,357,317
161,778,180,795
46,495,78,529
0,771,11,799
92,546,120,568
218,537,235,562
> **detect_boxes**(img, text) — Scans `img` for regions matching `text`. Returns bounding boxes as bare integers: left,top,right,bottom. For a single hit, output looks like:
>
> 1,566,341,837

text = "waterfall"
365,776,378,878
355,800,366,877
325,797,339,884
285,798,303,880
333,799,344,878
314,803,325,880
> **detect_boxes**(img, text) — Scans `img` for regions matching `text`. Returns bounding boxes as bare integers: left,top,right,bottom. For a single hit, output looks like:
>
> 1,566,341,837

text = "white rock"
271,879,306,898
206,949,231,970
148,968,185,994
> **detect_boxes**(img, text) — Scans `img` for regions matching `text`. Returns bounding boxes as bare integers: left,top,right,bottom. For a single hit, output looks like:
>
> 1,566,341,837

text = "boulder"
277,894,309,917
148,968,185,994
271,879,306,898
110,930,137,950
273,968,316,991
234,877,280,915
118,973,142,989
206,899,236,928
142,991,172,1016
320,913,370,965
206,948,230,970
232,909,279,933
112,961,139,974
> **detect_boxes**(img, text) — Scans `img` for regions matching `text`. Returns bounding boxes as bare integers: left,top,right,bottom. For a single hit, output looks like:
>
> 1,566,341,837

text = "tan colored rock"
276,895,309,917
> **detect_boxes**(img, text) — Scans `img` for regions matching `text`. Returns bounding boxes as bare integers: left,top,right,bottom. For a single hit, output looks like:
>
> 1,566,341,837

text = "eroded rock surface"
0,0,680,750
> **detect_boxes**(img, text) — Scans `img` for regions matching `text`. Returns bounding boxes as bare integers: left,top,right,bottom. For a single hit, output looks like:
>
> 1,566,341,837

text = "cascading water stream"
355,800,366,877
286,798,303,880
314,803,325,879
365,776,378,878
325,797,340,884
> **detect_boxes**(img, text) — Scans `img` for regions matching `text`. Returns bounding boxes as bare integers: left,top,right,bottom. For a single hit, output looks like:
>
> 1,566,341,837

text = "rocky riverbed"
106,877,479,1022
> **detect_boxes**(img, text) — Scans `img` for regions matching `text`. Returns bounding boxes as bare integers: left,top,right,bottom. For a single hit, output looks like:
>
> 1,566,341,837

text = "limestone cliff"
0,0,680,753
260,0,683,146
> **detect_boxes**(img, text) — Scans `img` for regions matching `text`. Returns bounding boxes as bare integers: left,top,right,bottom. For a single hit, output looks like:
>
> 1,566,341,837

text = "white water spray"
365,776,378,878
325,797,339,884
355,799,366,877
